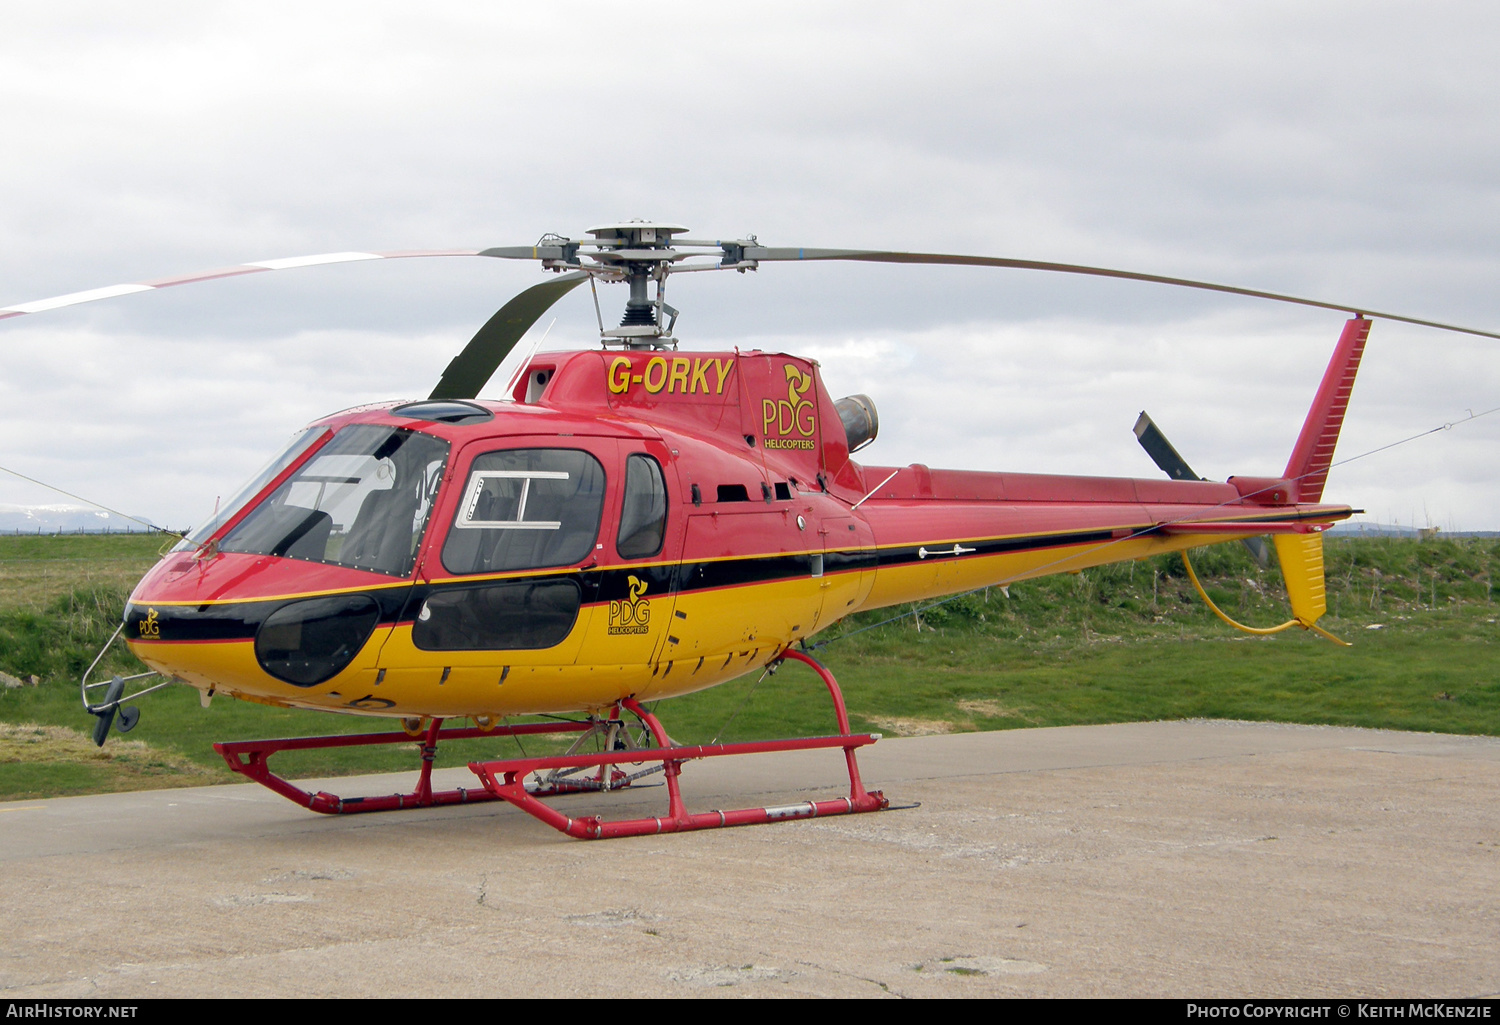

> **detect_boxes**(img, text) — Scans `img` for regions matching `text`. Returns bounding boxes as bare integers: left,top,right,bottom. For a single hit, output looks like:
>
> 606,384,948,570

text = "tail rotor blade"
1133,411,1200,481
429,272,587,400
1134,410,1271,567
1242,535,1273,568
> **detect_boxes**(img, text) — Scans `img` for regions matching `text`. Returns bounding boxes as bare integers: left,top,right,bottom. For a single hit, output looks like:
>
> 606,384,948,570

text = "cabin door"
668,506,823,668
816,513,877,630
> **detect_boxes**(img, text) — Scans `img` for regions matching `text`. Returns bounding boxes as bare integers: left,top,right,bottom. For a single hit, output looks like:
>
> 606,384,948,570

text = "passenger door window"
411,578,582,651
441,448,606,575
616,454,668,559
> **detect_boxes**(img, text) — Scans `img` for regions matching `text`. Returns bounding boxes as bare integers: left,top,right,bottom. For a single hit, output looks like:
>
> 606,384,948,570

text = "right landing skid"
213,649,890,841
469,649,889,840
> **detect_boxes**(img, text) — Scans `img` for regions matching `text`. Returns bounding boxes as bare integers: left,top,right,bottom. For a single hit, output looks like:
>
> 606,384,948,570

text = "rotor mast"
507,221,762,351
587,222,684,350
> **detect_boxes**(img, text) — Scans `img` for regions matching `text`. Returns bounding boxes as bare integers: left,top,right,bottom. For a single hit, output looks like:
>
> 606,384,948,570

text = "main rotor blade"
742,247,1500,341
0,250,486,321
13,234,1497,343
429,272,587,400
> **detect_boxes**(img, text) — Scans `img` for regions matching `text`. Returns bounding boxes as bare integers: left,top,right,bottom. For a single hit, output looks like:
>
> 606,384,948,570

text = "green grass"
0,533,1496,800
666,536,1500,742
0,758,111,796
0,720,219,800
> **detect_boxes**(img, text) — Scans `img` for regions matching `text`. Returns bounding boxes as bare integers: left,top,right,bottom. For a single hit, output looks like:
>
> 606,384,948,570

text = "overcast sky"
2,2,1497,531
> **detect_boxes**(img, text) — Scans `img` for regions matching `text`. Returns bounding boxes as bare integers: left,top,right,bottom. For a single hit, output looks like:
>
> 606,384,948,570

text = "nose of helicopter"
123,548,407,703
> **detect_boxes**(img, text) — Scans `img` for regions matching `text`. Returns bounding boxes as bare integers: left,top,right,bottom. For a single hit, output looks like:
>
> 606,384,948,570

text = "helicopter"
7,221,1496,839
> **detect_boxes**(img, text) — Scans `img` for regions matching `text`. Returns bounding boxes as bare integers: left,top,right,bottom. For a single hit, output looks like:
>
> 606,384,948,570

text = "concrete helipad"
2,720,1498,998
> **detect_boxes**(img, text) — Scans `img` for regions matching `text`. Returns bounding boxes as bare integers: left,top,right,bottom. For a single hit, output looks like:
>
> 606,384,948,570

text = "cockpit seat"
273,509,333,561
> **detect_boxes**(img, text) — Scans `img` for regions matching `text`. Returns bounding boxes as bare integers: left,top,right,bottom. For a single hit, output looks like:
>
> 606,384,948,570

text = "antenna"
496,318,556,401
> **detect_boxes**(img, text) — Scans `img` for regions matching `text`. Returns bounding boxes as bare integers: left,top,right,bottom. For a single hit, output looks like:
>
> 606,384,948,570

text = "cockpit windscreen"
174,426,330,551
219,425,450,577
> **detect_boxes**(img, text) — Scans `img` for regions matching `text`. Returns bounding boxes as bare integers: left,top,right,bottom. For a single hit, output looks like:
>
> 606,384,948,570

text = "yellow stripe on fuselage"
133,579,413,606
127,525,1262,719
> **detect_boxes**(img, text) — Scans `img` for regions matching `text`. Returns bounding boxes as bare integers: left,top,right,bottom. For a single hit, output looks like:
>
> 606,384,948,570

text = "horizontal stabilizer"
1159,520,1314,536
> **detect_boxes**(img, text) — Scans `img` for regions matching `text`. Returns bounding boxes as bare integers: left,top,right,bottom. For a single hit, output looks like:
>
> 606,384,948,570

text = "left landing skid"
213,718,601,814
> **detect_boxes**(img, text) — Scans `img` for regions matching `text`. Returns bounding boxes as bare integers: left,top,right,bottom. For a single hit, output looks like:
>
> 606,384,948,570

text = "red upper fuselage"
122,349,1350,719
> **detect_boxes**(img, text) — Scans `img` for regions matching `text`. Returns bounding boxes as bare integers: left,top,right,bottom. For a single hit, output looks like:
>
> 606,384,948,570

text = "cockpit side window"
616,454,667,559
219,425,449,577
441,448,605,575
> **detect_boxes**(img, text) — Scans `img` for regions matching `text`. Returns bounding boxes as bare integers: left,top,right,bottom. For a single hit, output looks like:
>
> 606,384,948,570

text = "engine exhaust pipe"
835,394,879,453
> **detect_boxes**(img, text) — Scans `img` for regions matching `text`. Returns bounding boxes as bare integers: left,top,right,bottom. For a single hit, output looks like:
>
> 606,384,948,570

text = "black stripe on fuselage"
125,588,413,644
867,528,1116,571
125,518,1281,640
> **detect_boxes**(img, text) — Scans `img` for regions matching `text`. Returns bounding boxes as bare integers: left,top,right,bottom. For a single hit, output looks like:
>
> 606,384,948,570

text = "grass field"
1,532,1495,801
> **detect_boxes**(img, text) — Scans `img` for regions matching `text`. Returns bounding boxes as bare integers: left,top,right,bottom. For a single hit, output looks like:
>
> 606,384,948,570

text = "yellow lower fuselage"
125,499,1333,721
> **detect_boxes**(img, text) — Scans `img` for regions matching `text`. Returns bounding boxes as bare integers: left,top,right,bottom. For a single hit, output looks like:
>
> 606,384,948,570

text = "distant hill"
1327,522,1500,539
0,504,166,535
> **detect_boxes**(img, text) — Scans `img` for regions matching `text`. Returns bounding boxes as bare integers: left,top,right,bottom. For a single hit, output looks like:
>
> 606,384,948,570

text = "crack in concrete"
795,959,908,998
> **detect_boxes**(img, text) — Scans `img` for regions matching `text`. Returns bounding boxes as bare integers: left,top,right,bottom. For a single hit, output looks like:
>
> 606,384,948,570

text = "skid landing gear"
470,649,887,840
214,649,887,839
213,718,598,814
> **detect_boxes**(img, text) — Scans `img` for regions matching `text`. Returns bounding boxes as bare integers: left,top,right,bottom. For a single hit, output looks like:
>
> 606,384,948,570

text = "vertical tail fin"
1271,531,1350,645
1283,316,1371,502
1272,532,1328,627
1269,317,1368,648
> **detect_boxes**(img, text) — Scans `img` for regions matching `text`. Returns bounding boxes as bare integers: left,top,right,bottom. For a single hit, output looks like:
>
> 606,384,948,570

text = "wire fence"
3,525,180,536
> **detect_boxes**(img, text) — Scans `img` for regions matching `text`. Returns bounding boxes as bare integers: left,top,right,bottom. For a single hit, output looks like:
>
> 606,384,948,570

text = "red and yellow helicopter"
7,222,1495,839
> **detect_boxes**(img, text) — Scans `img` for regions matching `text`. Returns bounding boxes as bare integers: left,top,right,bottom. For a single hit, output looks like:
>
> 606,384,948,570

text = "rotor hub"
510,220,760,351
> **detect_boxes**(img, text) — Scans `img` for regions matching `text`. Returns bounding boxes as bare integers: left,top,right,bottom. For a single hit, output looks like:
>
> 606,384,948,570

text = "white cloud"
1,3,1497,527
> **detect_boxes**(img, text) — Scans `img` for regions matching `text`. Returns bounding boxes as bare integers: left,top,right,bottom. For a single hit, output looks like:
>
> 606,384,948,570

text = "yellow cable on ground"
1180,549,1350,645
